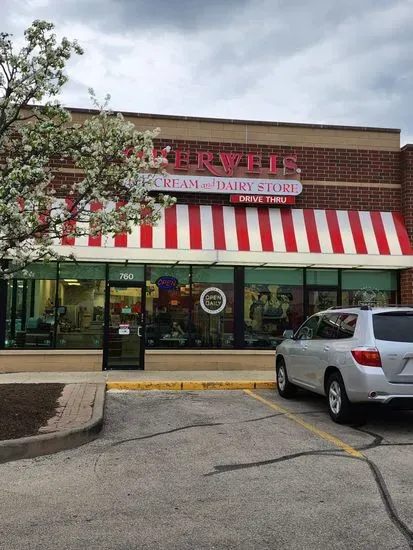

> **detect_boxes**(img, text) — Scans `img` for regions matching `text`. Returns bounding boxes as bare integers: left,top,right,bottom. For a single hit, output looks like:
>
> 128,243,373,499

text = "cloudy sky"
2,0,413,143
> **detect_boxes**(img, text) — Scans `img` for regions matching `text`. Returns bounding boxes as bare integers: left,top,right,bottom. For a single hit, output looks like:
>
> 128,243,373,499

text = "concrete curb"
0,383,106,465
107,381,276,391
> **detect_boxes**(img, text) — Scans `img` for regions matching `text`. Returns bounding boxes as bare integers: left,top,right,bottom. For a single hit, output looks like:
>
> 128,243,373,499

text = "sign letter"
197,151,221,176
174,150,190,170
246,154,262,174
219,152,243,176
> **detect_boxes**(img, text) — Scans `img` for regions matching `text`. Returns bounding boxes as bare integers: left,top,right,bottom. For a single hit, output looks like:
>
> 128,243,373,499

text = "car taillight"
351,348,382,368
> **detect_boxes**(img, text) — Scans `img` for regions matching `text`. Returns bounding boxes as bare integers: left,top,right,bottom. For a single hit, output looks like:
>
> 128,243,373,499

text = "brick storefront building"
1,110,412,372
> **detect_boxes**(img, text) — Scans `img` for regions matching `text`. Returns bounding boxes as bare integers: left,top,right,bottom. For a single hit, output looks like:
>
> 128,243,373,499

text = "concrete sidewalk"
0,371,106,384
0,369,274,383
0,369,276,390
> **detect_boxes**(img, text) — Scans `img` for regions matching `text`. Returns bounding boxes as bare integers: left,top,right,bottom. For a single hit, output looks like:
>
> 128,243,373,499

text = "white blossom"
0,20,175,276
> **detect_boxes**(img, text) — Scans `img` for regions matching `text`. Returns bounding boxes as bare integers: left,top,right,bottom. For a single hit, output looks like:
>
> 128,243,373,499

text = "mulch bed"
0,384,65,441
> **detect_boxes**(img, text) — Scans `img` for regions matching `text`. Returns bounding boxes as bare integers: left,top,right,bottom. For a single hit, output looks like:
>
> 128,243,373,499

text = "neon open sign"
156,276,178,290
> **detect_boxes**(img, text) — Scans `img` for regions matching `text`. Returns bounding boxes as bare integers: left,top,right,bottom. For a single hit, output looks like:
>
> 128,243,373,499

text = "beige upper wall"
70,110,401,151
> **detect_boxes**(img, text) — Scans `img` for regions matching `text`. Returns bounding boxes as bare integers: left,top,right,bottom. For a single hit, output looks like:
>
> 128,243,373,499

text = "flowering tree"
0,20,174,275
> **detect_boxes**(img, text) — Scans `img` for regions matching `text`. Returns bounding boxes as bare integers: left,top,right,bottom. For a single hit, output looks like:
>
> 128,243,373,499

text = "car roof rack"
327,305,371,310
327,304,413,311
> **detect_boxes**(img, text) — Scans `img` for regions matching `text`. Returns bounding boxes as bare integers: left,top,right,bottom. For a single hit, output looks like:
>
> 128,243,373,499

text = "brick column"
400,145,413,304
400,270,413,305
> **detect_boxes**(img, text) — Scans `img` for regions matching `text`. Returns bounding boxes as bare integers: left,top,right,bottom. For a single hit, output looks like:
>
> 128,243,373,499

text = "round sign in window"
200,287,227,315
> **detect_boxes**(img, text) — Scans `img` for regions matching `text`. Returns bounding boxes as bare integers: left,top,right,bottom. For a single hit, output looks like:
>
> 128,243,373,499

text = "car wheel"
326,372,354,424
276,359,297,398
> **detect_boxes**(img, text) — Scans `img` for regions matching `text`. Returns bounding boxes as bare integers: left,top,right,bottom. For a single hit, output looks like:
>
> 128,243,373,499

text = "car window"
295,315,320,340
336,313,358,339
315,313,340,339
373,311,413,342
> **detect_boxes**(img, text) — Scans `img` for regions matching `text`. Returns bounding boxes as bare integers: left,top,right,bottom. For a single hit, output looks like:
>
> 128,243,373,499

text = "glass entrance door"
306,287,338,317
105,285,144,370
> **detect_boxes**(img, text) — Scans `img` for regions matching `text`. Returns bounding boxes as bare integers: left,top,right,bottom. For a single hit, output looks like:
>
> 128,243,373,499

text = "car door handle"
302,346,308,351
323,346,330,352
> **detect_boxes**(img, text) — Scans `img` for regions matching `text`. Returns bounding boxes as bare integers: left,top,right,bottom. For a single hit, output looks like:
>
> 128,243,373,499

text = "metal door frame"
102,281,146,371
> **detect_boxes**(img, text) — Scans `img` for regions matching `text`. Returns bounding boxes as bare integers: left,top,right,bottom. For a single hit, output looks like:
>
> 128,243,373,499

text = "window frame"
336,313,358,339
295,315,321,341
314,313,340,340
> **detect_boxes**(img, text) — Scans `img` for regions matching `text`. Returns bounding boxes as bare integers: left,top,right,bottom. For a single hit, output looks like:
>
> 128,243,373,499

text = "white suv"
275,306,413,423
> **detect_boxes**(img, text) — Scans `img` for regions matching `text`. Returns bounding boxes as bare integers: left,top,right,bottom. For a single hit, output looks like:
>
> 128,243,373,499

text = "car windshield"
373,311,413,342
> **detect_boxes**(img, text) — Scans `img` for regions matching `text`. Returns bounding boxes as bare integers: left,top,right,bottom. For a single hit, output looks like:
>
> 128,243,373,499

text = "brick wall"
52,138,402,211
400,146,413,304
155,138,401,185
49,138,401,184
401,146,413,237
400,270,413,305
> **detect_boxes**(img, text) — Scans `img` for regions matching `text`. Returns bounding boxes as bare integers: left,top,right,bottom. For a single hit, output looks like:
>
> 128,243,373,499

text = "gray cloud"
1,0,413,144
13,0,251,33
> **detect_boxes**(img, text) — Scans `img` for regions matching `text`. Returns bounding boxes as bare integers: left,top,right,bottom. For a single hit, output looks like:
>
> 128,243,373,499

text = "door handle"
137,326,143,337
302,346,308,351
324,346,330,352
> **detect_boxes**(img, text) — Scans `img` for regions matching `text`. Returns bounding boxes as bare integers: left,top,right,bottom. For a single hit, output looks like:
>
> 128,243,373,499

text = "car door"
311,312,340,392
287,315,321,387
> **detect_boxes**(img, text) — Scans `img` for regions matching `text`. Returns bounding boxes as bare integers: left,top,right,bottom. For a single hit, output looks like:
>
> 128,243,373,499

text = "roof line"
64,106,401,134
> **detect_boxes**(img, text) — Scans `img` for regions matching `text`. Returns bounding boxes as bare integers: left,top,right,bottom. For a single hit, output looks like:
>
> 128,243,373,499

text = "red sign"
230,195,296,205
124,148,301,179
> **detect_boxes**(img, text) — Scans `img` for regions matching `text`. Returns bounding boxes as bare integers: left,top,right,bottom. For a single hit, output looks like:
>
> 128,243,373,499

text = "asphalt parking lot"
1,389,413,550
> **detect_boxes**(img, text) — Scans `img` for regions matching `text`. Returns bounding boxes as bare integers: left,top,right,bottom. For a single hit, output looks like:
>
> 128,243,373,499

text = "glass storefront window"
307,289,338,316
56,279,105,349
342,270,398,306
145,266,191,348
5,277,57,349
5,262,108,349
244,268,304,348
57,263,106,348
192,267,234,348
1,263,401,353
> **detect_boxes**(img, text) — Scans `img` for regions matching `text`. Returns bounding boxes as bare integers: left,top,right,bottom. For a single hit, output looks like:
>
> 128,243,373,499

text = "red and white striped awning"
54,205,413,268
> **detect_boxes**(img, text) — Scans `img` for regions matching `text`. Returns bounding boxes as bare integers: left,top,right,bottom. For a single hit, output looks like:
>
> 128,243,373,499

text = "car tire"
326,372,354,424
276,359,297,398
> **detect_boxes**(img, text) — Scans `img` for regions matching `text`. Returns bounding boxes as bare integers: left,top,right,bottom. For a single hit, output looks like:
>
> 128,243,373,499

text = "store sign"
156,276,178,290
124,149,301,179
230,195,296,205
149,174,302,197
200,287,227,315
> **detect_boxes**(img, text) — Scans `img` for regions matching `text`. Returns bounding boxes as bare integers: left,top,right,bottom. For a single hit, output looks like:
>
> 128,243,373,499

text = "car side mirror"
282,329,294,340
